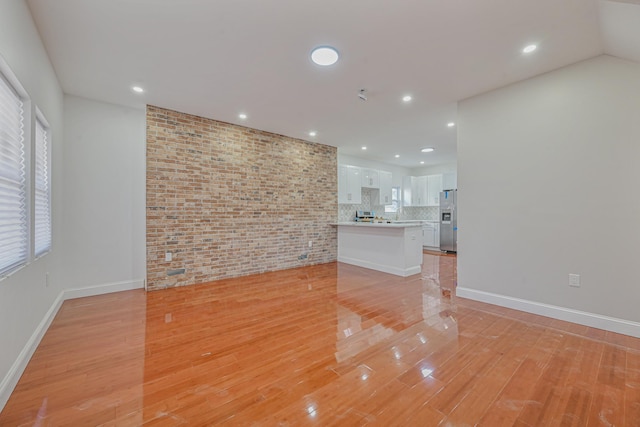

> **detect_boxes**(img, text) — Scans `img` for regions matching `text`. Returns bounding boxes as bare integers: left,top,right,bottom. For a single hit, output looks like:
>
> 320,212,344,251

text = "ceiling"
26,0,640,168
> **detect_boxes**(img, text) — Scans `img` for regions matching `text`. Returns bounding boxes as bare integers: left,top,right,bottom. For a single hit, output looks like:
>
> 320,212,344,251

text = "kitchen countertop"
333,222,422,228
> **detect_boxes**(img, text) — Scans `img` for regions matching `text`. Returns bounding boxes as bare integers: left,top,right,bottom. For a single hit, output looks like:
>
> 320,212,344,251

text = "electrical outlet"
165,252,172,262
569,274,580,287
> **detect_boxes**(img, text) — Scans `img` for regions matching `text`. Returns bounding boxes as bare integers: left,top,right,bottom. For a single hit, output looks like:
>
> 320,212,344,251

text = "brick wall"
146,105,337,290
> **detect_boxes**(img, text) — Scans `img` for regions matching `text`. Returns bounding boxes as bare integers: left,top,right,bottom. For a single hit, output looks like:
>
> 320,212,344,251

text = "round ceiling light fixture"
311,46,339,66
361,146,367,150
309,131,317,137
402,95,412,102
421,148,434,153
523,44,537,54
238,113,247,120
395,154,400,158
447,122,455,127
132,86,144,93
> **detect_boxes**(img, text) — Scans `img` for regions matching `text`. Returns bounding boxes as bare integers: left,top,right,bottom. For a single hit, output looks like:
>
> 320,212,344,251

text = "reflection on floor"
1,252,639,425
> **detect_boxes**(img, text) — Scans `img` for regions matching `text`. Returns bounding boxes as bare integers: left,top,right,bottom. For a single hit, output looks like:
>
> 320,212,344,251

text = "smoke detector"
358,89,368,101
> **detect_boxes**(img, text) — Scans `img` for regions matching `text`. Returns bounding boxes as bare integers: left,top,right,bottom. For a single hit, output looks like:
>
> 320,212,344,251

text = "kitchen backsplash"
338,188,438,222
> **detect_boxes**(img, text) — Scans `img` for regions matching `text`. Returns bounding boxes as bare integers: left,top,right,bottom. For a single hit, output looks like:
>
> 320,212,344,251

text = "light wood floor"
2,253,640,426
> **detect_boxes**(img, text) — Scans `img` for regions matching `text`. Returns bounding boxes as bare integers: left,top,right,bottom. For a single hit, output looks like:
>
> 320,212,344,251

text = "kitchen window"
385,186,400,213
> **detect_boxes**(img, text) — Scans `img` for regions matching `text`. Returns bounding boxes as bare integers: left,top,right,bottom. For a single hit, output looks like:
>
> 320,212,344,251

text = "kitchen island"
333,222,423,277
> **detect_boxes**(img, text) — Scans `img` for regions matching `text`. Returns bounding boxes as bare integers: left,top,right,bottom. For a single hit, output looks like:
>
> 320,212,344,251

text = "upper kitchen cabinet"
361,169,380,189
403,174,443,206
378,171,392,205
402,176,426,206
426,174,442,206
338,165,362,204
443,172,457,190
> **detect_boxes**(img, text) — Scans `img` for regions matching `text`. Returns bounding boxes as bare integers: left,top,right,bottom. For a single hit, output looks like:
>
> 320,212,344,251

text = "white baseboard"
456,287,640,339
63,279,144,300
0,292,64,413
338,256,422,277
0,279,144,412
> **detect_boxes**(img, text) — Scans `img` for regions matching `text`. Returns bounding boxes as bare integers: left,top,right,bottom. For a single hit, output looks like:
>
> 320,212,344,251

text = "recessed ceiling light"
420,161,425,164
395,154,400,158
132,86,144,93
421,148,434,153
361,146,367,150
311,46,339,66
523,44,537,54
402,95,412,102
447,122,455,127
238,113,247,119
309,131,317,137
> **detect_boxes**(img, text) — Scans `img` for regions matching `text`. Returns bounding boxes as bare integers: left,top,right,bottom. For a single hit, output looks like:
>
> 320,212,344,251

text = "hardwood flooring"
2,253,640,426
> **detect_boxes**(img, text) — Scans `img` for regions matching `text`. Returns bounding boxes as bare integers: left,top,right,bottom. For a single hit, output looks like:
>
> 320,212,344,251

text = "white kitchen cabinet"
402,176,413,206
404,175,437,206
361,169,380,189
442,172,457,190
404,174,443,206
426,174,443,206
415,176,428,206
422,222,436,247
403,176,421,206
338,165,362,204
422,222,440,248
378,171,392,205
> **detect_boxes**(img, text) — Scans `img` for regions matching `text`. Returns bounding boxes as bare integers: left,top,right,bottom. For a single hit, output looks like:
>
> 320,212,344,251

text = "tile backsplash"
338,188,438,222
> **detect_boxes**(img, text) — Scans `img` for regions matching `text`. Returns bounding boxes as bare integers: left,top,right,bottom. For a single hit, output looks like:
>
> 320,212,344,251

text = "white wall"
61,96,146,291
0,2,147,410
409,161,457,177
458,55,640,332
0,0,64,409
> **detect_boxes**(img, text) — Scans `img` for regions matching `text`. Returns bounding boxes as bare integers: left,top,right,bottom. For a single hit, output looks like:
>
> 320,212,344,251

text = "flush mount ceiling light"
395,154,400,158
309,131,317,137
420,161,425,164
523,44,537,54
402,95,412,102
421,148,434,153
132,86,144,93
361,146,367,150
238,113,247,120
311,46,339,66
447,122,455,127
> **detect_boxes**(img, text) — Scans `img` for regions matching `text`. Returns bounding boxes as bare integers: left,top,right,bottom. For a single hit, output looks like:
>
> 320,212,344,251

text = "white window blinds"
0,72,27,276
34,113,51,256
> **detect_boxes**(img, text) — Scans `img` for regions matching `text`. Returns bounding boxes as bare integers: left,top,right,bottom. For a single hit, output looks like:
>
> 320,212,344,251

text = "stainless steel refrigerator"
439,190,457,252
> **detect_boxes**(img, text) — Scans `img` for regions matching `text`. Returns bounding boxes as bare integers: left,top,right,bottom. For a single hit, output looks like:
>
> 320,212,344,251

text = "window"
0,69,27,276
0,57,51,279
385,186,400,213
34,111,51,256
